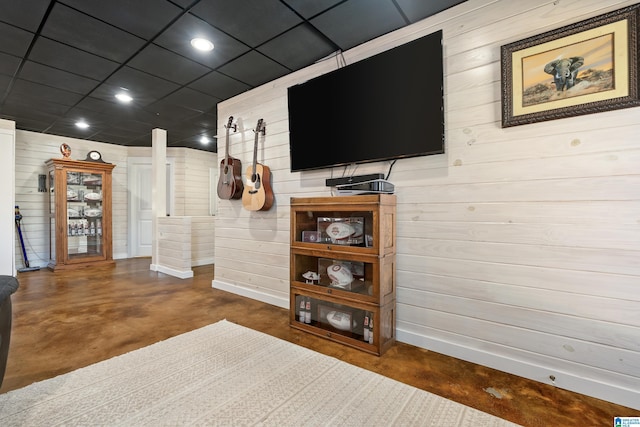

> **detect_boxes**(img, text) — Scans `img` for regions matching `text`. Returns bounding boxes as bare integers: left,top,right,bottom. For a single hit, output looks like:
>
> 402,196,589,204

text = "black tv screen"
288,30,444,172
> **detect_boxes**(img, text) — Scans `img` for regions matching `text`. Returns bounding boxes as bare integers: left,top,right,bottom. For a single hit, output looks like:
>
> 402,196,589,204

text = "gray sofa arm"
0,275,18,388
0,276,19,303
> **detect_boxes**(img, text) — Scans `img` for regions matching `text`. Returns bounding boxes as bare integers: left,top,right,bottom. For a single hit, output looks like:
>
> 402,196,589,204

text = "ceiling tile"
9,79,83,107
0,52,21,77
154,13,250,69
396,0,466,22
258,24,336,71
144,100,202,124
0,74,11,95
128,44,212,85
91,66,181,106
87,124,145,140
165,127,196,141
0,22,35,57
59,0,182,39
46,121,107,141
0,0,51,32
168,0,192,8
0,0,466,150
20,61,99,95
281,0,343,19
74,96,133,116
159,87,219,113
107,118,156,135
311,0,405,51
29,37,120,81
168,131,216,151
119,134,153,147
179,112,218,133
217,51,290,87
41,3,145,63
1,98,62,119
2,94,70,126
87,131,141,145
188,71,250,100
9,117,54,132
190,0,302,47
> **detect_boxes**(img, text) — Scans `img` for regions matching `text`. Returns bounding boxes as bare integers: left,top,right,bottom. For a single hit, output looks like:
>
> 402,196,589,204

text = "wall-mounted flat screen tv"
288,29,444,173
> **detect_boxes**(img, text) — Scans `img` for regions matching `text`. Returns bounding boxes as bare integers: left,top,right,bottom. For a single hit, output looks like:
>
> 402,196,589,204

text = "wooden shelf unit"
289,194,396,355
46,158,115,271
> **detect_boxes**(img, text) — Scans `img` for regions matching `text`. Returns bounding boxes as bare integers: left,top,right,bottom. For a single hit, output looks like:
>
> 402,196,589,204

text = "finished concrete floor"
1,258,634,426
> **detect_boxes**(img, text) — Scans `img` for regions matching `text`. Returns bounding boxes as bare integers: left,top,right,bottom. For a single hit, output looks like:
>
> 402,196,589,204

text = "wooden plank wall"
191,216,215,266
0,120,15,275
14,131,216,266
14,130,130,264
213,0,640,409
157,216,193,278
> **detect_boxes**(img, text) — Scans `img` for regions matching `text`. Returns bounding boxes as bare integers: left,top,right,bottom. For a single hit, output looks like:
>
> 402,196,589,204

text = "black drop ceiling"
0,0,465,152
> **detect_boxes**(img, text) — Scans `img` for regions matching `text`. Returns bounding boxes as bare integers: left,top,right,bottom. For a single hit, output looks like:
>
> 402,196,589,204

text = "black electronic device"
326,173,385,187
335,179,395,195
288,30,444,172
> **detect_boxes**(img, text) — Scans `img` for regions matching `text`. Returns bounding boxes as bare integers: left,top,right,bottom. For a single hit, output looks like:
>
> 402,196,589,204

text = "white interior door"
129,160,153,257
128,158,173,257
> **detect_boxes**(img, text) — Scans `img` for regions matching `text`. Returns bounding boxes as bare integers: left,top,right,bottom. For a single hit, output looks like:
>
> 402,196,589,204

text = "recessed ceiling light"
115,92,133,103
200,136,210,144
191,38,214,52
75,120,90,129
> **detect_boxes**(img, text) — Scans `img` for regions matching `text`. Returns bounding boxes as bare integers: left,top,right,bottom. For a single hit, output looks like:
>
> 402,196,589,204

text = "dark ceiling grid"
0,0,466,152
38,0,207,146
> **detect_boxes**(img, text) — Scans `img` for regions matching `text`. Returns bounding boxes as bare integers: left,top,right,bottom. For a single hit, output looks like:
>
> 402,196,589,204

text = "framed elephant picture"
500,4,640,127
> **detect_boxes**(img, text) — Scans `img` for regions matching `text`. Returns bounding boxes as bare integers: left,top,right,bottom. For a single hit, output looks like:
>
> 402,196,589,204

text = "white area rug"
0,320,521,426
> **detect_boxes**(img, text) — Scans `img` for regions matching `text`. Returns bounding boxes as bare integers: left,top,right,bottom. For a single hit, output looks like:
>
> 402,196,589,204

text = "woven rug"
0,320,520,426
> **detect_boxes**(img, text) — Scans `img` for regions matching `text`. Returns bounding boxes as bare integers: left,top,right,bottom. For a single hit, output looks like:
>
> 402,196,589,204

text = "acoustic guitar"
242,118,274,211
217,116,244,200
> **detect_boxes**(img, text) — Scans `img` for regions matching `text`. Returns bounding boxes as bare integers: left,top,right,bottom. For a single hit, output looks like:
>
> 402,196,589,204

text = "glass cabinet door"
66,170,104,260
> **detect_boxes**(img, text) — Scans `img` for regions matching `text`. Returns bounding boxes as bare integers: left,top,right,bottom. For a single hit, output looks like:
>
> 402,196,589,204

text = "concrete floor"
1,258,633,426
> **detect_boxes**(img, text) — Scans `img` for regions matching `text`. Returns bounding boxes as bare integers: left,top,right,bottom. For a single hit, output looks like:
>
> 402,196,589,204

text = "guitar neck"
224,116,234,167
251,119,263,175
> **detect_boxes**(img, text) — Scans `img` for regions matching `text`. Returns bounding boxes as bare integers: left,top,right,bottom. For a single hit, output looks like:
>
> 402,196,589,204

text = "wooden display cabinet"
290,194,396,355
46,158,115,271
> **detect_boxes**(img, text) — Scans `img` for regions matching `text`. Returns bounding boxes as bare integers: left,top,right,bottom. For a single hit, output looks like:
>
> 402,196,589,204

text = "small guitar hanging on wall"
242,118,273,211
217,116,244,200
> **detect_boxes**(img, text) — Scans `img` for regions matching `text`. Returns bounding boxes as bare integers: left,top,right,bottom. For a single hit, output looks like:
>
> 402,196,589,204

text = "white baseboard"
397,327,640,411
150,263,193,279
206,280,639,411
212,279,288,309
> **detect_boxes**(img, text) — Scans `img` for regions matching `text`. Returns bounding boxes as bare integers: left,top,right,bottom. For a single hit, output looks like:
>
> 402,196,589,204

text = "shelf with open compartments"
289,194,396,355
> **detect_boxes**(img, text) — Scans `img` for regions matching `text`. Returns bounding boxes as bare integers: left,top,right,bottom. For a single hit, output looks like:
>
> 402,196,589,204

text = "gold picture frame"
501,4,640,127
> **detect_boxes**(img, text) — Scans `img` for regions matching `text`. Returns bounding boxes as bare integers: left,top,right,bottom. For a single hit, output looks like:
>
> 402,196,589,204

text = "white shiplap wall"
14,130,216,266
191,216,215,266
212,0,640,409
0,120,16,275
157,216,193,278
14,131,130,264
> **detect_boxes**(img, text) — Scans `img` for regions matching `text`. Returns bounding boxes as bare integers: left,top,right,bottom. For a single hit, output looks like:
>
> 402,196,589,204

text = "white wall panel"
0,120,16,275
14,131,216,267
213,0,640,409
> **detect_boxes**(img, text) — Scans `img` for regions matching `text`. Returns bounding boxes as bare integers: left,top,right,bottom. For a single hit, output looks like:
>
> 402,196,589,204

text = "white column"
150,128,167,271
